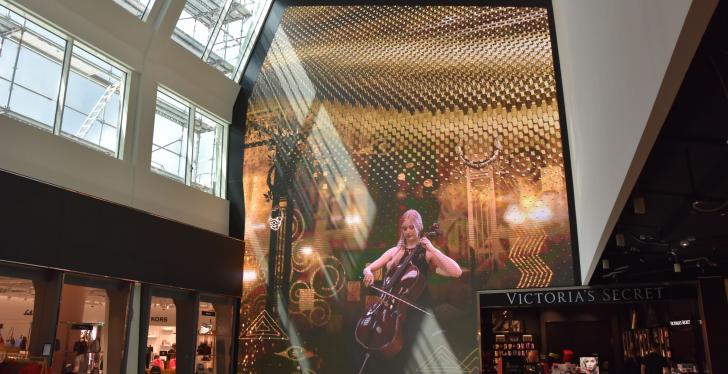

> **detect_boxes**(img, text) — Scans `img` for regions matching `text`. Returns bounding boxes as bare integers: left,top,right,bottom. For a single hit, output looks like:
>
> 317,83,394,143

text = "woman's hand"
363,267,374,286
420,237,434,250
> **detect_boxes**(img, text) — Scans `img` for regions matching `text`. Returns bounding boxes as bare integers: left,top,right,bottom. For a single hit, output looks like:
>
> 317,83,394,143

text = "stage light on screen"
300,246,313,256
243,270,258,283
528,202,553,222
345,214,362,225
504,204,527,225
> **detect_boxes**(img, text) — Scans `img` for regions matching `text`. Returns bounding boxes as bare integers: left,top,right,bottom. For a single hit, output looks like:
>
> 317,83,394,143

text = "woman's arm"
421,237,463,278
363,246,398,286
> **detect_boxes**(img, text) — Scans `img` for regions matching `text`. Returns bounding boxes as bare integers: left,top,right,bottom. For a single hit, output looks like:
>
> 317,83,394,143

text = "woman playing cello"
356,209,462,373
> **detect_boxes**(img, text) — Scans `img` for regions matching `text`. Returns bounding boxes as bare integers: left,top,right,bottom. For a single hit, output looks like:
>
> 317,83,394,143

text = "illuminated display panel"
240,5,573,373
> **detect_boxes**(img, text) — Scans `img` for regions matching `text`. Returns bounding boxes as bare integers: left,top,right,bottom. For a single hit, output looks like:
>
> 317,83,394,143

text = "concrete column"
105,286,131,374
29,272,62,360
213,303,233,374
174,295,199,373
53,284,88,372
698,278,728,373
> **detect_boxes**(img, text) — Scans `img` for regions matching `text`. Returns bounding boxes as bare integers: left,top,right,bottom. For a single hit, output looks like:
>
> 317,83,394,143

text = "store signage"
669,320,691,326
151,316,168,323
480,284,697,308
202,311,216,317
71,323,94,330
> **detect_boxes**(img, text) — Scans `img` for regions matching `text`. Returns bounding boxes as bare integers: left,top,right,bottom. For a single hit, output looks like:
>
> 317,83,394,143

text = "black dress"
359,245,433,374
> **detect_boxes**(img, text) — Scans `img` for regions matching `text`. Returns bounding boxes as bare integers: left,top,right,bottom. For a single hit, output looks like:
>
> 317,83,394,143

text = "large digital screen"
240,5,574,373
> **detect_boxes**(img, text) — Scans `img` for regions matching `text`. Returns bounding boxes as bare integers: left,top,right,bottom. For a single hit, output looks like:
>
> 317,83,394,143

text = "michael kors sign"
480,283,696,308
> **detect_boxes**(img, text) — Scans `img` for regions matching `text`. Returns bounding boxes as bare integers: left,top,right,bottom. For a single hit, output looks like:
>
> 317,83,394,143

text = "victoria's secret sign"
480,284,696,308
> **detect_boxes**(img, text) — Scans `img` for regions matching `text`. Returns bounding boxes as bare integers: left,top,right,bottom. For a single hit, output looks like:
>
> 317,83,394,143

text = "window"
0,2,128,157
172,0,272,81
152,88,227,197
111,0,156,20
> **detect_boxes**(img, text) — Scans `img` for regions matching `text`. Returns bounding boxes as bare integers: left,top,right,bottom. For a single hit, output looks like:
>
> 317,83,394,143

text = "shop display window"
0,276,34,360
147,297,176,373
196,298,234,374
54,277,130,374
480,286,707,374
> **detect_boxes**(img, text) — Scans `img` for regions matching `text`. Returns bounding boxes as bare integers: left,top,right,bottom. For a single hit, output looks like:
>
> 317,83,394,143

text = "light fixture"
615,233,625,247
602,259,610,270
673,262,682,273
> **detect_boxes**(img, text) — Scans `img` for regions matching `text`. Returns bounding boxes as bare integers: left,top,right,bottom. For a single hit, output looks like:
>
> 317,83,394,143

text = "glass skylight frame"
171,0,273,82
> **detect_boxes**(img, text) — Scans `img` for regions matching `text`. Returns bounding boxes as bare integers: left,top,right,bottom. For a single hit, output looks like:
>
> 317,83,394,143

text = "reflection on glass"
172,0,227,58
0,4,65,129
152,91,190,181
111,0,156,20
205,0,268,78
61,45,126,155
192,111,224,195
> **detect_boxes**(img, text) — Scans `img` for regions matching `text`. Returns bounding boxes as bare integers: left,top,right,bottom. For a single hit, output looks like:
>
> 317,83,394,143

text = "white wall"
552,0,717,284
0,0,240,234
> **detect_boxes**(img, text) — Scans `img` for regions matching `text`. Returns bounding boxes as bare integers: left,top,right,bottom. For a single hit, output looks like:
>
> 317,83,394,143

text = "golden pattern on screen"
241,6,574,373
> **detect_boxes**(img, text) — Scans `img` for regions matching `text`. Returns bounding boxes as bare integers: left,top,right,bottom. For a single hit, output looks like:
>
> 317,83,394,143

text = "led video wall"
240,5,573,373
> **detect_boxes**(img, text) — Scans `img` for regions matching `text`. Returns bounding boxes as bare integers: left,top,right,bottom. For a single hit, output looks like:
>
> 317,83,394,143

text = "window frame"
153,86,228,198
0,0,132,158
171,0,274,82
110,0,157,21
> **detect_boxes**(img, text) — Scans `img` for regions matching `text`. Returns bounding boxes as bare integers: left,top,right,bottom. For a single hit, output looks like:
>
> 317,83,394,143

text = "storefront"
0,261,240,374
479,283,707,374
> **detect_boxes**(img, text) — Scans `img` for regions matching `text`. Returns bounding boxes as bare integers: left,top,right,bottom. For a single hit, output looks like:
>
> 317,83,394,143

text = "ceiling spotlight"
602,259,610,270
679,239,690,248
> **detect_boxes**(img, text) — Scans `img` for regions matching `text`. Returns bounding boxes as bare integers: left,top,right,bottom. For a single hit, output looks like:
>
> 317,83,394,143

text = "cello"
354,223,440,372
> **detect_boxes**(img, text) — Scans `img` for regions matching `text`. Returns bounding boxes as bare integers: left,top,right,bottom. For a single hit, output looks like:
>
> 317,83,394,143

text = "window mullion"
53,38,74,135
185,106,195,186
201,0,234,61
218,123,227,198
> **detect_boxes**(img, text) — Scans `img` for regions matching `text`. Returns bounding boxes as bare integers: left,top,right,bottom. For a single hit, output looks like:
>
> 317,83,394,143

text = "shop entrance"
53,274,131,374
479,283,707,374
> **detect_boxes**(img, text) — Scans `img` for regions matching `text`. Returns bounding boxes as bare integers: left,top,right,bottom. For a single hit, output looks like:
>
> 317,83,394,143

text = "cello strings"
369,285,433,317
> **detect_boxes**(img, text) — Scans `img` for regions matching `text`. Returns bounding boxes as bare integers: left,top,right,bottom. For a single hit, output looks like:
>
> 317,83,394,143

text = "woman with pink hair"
362,209,462,287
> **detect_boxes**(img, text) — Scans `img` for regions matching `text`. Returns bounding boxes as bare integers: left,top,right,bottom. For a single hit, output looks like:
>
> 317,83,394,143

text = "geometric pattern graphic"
510,226,552,288
416,345,467,373
241,310,289,340
272,6,556,114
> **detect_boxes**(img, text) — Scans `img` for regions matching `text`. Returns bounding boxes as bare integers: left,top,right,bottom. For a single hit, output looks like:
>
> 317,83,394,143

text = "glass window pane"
172,0,227,58
8,84,56,126
147,297,176,370
60,45,126,155
192,111,224,195
111,0,156,19
0,5,65,129
152,91,189,181
206,0,269,78
0,276,34,355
